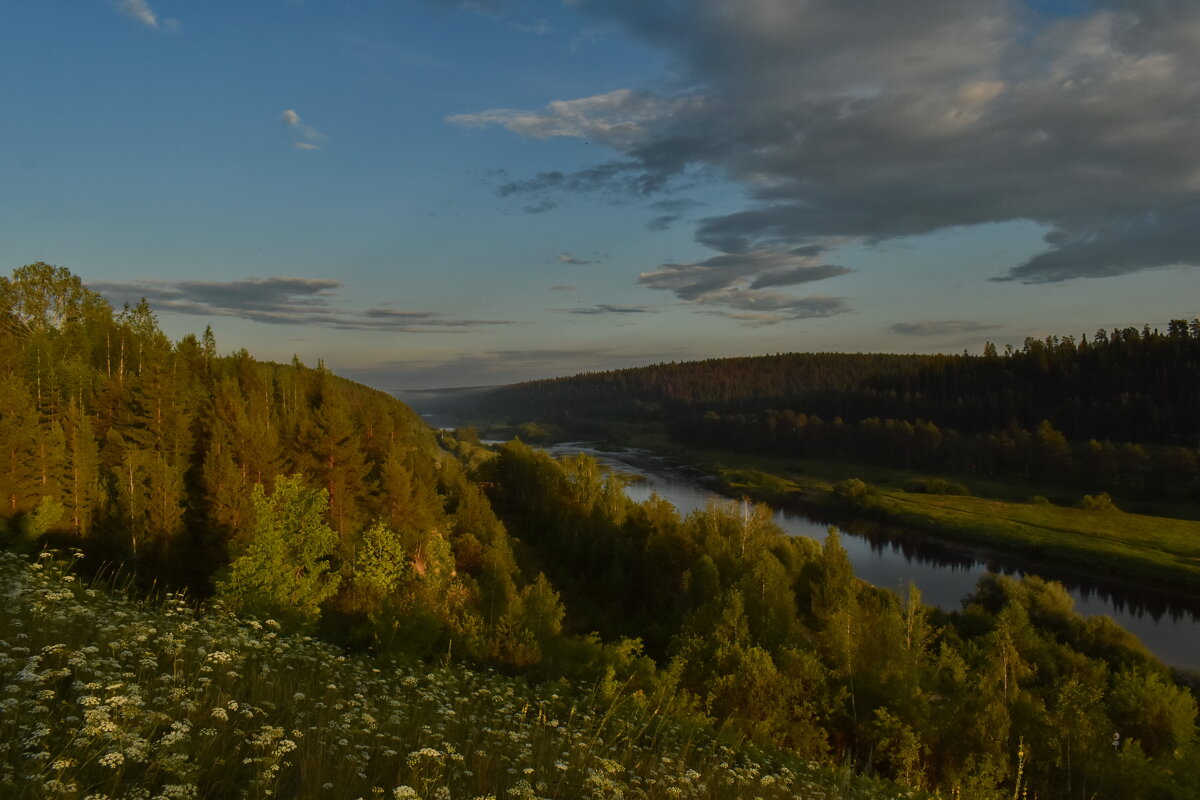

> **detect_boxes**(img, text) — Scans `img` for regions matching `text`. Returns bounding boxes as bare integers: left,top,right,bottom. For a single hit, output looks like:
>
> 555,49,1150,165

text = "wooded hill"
457,327,1200,502
0,262,579,669
2,263,1197,798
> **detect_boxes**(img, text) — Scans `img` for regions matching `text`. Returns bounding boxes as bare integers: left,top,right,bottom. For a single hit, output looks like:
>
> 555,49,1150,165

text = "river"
543,442,1200,671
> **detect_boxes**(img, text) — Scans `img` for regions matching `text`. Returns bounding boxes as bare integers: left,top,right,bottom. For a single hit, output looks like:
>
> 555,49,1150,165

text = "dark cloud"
650,198,704,214
91,277,512,333
495,160,655,211
457,0,1200,290
750,264,853,289
891,320,1000,336
564,304,654,314
998,204,1200,283
636,247,850,324
638,247,848,301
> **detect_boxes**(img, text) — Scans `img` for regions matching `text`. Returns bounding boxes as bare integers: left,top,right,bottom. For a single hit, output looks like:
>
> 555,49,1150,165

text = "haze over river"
543,443,1200,671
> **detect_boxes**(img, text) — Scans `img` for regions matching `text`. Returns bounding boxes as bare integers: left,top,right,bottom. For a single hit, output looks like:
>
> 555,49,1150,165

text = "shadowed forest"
2,263,1198,799
463,327,1200,506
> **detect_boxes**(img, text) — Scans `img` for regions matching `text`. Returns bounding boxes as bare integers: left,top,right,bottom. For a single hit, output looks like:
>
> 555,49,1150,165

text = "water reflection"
545,442,1200,669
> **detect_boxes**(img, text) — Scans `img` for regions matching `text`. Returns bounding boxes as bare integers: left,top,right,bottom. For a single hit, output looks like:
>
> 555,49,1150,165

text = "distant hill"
450,327,1200,501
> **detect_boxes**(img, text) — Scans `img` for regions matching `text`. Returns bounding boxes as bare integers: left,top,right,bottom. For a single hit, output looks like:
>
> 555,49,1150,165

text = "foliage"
904,478,969,496
0,550,925,800
457,326,1200,502
1079,491,1120,512
216,477,342,632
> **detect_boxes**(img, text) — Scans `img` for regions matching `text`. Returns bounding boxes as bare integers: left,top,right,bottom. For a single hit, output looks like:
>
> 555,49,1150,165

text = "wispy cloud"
549,285,577,292
891,320,999,337
280,109,328,151
116,0,179,32
563,304,654,315
90,276,512,333
558,253,594,266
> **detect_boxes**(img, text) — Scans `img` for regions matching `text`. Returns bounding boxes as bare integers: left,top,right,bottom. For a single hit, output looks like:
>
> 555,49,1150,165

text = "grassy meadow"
0,550,928,800
707,454,1200,593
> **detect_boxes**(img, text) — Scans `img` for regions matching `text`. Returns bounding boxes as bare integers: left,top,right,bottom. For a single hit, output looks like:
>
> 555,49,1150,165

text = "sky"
3,0,1199,390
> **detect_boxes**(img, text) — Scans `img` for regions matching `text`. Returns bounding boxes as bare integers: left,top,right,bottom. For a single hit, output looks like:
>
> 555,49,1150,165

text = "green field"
701,451,1200,593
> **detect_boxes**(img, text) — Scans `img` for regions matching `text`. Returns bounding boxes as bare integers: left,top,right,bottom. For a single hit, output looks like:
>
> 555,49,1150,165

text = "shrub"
903,478,970,496
1079,491,1120,512
833,477,873,500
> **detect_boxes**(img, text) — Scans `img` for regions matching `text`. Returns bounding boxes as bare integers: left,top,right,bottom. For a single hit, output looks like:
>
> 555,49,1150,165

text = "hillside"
0,549,919,800
442,330,1200,506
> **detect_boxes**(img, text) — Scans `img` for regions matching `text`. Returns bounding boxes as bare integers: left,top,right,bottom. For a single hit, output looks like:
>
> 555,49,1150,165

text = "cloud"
280,109,328,151
645,197,703,230
891,320,1000,337
116,0,179,31
997,203,1200,283
564,304,654,315
636,246,851,323
639,247,849,299
493,161,655,211
90,276,512,333
558,253,594,266
749,264,854,289
549,285,577,291
460,1,1200,289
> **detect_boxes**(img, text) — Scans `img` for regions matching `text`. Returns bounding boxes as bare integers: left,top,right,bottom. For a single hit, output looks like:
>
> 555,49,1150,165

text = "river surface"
543,442,1200,671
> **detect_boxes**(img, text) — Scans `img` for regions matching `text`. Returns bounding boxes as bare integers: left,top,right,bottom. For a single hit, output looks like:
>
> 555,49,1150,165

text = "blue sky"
3,1,1198,389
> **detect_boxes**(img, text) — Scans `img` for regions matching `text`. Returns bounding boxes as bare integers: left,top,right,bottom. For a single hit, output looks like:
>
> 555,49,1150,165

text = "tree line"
463,325,1200,501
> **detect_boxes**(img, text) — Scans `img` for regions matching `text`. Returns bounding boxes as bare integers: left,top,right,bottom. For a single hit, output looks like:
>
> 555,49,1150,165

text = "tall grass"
0,550,926,800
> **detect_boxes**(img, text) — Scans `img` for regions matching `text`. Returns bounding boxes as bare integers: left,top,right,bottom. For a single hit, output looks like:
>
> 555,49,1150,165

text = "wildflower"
99,751,125,768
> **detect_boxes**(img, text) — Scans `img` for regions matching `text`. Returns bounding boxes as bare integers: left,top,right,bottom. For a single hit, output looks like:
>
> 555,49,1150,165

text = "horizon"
5,1,1199,391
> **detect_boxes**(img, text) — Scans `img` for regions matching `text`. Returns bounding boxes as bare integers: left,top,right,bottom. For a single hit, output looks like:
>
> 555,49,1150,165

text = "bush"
1027,495,1052,506
1079,491,1120,512
904,478,970,496
833,477,873,500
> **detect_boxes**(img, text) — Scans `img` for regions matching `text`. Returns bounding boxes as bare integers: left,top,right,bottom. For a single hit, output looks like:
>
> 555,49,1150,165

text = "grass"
847,489,1200,589
0,549,930,800
686,449,1200,593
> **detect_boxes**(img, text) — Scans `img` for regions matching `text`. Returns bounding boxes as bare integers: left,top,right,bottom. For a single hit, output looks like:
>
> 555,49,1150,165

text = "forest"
459,329,1200,504
2,263,1198,799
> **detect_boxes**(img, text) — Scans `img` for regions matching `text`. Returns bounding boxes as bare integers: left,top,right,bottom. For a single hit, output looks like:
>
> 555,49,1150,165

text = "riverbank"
465,417,1200,596
691,450,1200,596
